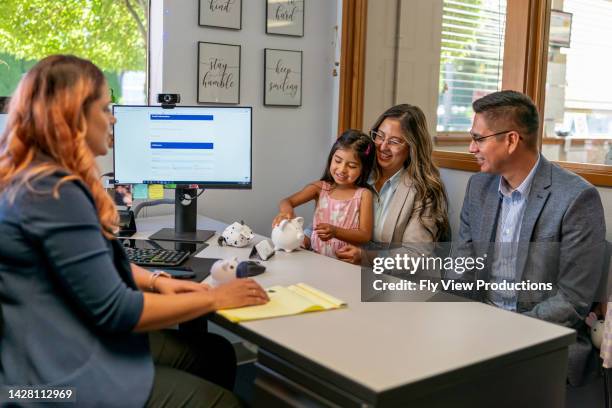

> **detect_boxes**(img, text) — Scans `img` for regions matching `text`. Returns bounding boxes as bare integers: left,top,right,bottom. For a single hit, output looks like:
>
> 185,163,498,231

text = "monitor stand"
148,187,215,244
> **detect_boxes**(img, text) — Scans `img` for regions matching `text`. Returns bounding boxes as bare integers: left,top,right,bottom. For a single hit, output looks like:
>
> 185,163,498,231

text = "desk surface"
135,215,575,401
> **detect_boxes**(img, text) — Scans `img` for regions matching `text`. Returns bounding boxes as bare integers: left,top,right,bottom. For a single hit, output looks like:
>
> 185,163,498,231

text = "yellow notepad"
217,283,347,323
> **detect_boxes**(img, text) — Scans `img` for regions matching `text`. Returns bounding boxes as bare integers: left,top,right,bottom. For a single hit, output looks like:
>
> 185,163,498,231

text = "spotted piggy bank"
271,217,305,252
218,221,254,248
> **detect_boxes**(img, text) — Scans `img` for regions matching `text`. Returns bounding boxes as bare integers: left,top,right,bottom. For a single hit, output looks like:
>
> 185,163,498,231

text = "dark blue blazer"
0,172,153,407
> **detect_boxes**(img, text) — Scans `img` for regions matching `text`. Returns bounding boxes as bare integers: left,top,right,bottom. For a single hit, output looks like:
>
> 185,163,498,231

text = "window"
437,0,507,134
359,0,611,184
542,0,612,166
0,1,148,104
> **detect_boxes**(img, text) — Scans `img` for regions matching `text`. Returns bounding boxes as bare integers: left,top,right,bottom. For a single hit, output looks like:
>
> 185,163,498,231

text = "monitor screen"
113,105,252,188
0,113,7,135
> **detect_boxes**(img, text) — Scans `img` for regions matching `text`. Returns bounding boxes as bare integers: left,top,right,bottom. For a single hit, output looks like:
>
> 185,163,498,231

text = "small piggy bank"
586,312,605,349
218,221,254,248
271,217,305,252
210,257,239,286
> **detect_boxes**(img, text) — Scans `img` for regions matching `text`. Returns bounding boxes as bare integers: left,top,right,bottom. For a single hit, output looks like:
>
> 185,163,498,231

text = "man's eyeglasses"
370,130,406,147
469,130,519,145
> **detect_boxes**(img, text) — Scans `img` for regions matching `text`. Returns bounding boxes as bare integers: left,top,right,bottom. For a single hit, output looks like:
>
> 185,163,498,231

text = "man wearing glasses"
449,90,606,386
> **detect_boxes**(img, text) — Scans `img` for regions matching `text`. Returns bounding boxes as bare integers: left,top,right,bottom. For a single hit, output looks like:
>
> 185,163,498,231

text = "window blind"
563,0,612,111
437,0,507,132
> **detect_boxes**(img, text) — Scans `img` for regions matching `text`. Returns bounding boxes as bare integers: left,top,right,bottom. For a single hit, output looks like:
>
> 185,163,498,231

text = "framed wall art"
266,0,304,37
199,0,242,30
198,41,241,104
264,48,302,107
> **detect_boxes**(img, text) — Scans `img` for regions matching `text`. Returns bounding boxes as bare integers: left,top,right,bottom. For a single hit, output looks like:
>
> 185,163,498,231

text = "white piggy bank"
271,217,305,252
210,257,239,286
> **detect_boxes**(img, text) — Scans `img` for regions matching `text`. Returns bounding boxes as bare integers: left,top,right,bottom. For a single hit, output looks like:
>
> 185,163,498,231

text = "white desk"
136,215,575,407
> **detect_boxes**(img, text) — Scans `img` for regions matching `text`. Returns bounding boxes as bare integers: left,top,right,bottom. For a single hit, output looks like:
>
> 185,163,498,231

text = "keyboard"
124,247,190,267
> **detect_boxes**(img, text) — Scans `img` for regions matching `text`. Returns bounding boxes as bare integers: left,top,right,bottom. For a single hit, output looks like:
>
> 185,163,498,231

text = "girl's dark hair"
320,129,375,190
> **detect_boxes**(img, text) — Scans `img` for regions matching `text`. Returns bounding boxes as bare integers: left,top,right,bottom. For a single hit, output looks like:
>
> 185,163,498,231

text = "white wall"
363,0,442,134
394,0,442,136
363,0,398,129
101,0,339,236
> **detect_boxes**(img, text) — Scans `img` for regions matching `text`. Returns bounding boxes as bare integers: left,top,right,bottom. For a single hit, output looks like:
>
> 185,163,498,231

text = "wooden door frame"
337,0,368,136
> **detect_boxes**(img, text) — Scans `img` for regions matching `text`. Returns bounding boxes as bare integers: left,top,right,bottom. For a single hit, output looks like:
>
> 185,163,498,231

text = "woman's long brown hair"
0,55,118,238
371,104,450,242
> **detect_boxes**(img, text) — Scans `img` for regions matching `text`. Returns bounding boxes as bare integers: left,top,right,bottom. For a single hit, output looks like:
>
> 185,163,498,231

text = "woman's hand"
315,223,336,241
154,277,210,295
335,245,362,265
272,211,295,228
301,235,311,249
211,278,269,310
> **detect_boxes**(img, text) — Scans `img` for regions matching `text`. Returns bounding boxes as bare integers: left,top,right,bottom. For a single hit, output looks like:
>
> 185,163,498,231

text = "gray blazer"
451,155,606,385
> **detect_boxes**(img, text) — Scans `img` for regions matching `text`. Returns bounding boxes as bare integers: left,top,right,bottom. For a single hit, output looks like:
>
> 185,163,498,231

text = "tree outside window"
0,0,148,104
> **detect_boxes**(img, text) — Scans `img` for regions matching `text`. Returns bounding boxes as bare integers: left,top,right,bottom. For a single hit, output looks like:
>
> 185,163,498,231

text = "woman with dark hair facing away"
272,130,375,258
335,104,450,265
0,55,268,407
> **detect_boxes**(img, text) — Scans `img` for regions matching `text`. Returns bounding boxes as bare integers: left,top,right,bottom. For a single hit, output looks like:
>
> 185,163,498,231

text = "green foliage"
105,71,122,103
0,0,146,73
0,52,123,99
0,53,36,96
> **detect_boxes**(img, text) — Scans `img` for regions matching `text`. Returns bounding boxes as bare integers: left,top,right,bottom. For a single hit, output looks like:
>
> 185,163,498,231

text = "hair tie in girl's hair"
365,143,372,156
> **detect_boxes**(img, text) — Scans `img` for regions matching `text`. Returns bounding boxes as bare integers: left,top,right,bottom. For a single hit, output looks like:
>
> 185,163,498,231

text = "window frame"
433,0,612,187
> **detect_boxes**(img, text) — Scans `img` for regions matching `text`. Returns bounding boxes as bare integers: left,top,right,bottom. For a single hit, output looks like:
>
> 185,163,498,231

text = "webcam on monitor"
157,93,181,105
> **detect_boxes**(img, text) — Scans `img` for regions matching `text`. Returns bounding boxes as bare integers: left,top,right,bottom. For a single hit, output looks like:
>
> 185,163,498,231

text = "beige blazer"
378,171,437,246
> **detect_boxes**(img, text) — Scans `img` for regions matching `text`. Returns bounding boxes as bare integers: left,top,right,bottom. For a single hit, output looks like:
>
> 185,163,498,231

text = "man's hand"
301,235,311,249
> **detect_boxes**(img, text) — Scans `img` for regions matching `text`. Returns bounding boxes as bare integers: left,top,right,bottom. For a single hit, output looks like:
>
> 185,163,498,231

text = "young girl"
273,130,375,258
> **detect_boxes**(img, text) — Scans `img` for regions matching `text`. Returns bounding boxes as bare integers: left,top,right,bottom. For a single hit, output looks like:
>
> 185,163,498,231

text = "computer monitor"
112,105,252,243
113,105,251,186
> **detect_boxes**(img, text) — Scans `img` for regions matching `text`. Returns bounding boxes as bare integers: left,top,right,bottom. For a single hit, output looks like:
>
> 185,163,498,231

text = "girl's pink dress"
311,182,366,258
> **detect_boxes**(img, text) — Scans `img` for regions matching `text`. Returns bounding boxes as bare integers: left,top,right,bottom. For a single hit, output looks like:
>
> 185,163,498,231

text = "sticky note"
148,184,164,199
133,184,148,199
163,184,177,189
